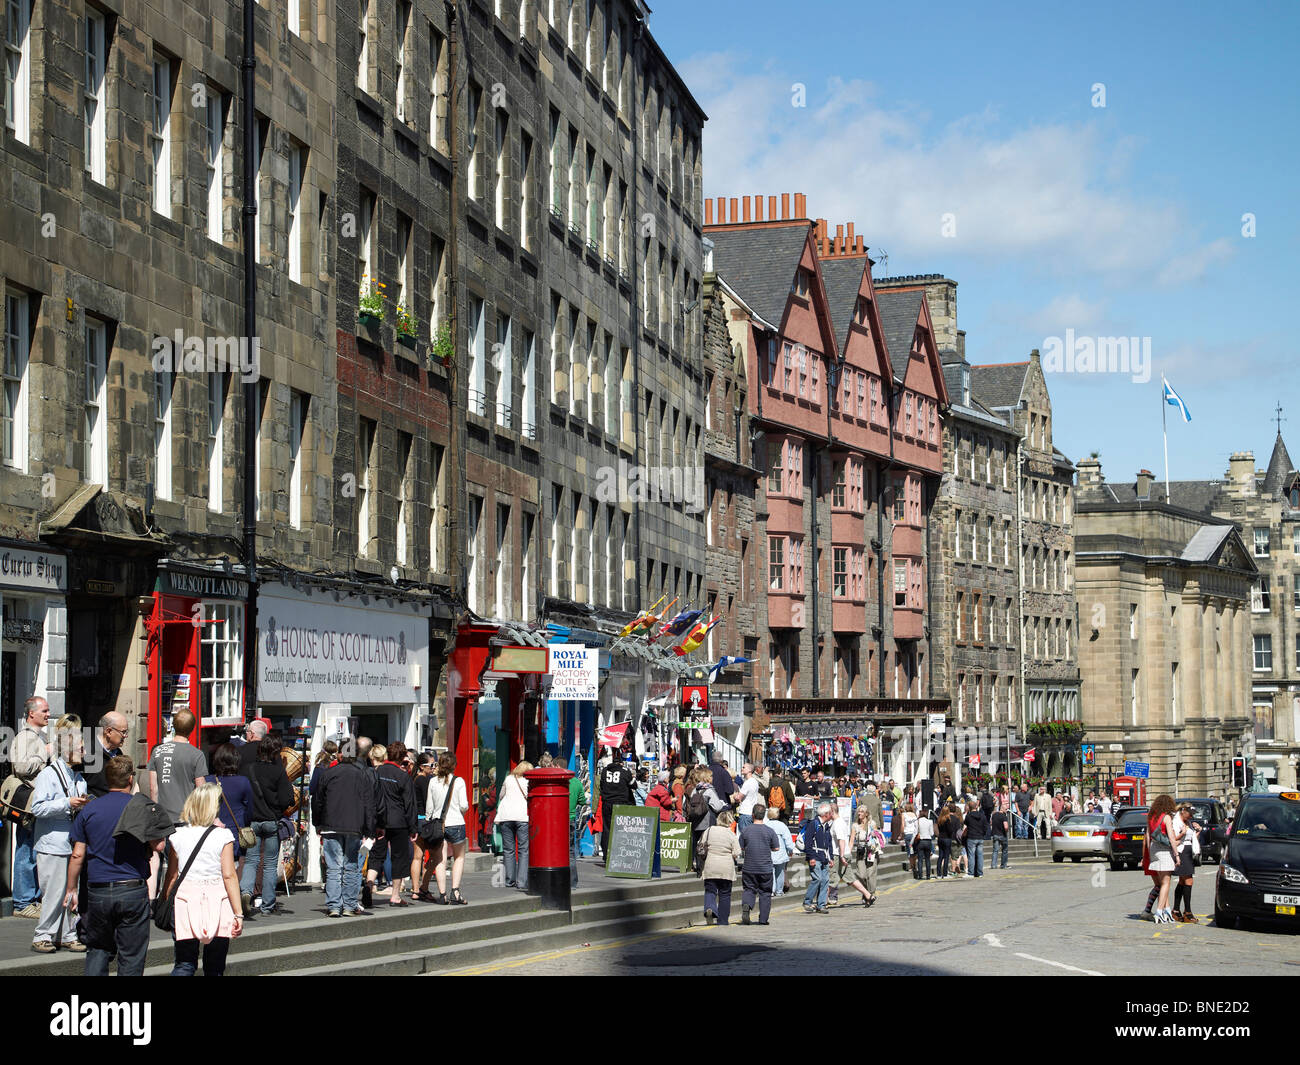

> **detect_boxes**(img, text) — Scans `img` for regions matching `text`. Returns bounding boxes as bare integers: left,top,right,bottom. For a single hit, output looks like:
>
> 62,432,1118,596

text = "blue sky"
650,0,1298,484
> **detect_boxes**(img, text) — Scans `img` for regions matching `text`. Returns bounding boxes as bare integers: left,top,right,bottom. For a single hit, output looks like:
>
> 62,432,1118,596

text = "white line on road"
1013,951,1104,976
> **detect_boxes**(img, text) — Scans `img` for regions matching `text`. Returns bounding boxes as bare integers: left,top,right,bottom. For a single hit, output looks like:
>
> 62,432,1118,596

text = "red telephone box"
1113,776,1146,807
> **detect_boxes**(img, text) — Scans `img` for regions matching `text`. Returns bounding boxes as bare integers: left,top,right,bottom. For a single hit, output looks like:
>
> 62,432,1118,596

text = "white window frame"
495,313,512,428
289,391,306,529
495,502,511,614
429,27,443,150
520,510,535,620
494,107,508,229
1254,527,1270,558
83,318,108,486
395,434,411,566
153,364,172,501
429,442,444,573
204,90,226,243
288,143,305,283
521,330,536,439
199,601,244,725
468,296,486,416
466,495,483,613
2,289,30,471
1254,634,1272,672
395,0,410,122
357,418,375,557
4,0,32,143
150,56,172,216
84,10,106,184
356,0,370,91
288,0,301,36
207,372,225,512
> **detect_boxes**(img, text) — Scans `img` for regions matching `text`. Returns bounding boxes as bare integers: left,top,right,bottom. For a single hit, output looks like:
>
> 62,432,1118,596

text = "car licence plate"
1068,831,1086,837
1130,832,1143,839
1264,894,1300,907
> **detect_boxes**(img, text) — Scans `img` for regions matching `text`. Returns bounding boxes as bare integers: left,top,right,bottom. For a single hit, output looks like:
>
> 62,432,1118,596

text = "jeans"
803,861,830,909
741,870,773,922
13,824,39,908
569,816,580,886
82,881,151,977
172,936,230,976
34,851,76,943
737,814,753,833
966,839,985,877
499,820,529,890
239,821,280,910
703,878,733,924
992,836,1009,868
773,862,787,895
1015,811,1030,839
915,839,932,878
322,833,362,913
937,838,952,877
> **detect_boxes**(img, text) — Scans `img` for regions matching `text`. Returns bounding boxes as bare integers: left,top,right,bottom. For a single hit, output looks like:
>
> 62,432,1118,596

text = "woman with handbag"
424,752,471,905
1143,794,1180,924
240,735,295,916
161,783,243,976
698,809,742,925
210,745,254,877
495,761,533,891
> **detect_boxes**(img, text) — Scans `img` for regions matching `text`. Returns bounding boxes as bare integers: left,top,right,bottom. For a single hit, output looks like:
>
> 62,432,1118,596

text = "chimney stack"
1228,451,1256,497
742,197,751,222
755,196,764,221
1075,456,1104,492
794,192,806,218
704,199,713,226
1135,469,1153,500
780,193,790,219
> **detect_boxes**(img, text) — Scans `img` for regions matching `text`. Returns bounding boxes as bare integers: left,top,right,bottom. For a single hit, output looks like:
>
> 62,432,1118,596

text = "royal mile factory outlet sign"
257,583,429,705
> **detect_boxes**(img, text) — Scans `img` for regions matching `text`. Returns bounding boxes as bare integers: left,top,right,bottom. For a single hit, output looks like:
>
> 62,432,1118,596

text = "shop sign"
547,645,599,701
604,805,659,879
676,684,709,730
157,567,247,599
85,579,118,596
0,547,67,593
257,584,429,705
658,821,692,873
928,712,946,736
710,693,744,729
2,618,43,642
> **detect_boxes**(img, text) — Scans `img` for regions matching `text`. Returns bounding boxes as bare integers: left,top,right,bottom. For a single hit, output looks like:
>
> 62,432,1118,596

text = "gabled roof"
970,362,1030,410
1181,524,1234,564
874,289,925,380
1102,478,1226,515
820,257,867,346
1262,432,1296,498
707,224,809,331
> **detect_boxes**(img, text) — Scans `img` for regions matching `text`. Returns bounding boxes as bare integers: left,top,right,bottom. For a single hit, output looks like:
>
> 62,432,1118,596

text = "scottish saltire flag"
707,655,754,683
1162,378,1191,422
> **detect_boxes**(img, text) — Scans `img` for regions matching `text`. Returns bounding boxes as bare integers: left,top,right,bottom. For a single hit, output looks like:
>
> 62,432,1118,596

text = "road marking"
982,933,1004,948
1013,951,1104,976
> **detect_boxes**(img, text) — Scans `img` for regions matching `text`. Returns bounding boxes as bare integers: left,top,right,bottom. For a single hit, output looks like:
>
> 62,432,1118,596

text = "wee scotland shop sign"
604,805,659,879
658,821,692,873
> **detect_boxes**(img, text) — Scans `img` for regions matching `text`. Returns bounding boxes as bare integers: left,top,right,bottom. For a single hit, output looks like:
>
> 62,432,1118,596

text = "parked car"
1051,812,1116,862
1214,790,1300,929
1174,796,1230,864
1108,806,1149,870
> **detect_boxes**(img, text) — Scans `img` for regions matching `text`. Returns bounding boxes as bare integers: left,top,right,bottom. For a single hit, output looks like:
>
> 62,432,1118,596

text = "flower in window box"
358,277,387,321
395,304,416,341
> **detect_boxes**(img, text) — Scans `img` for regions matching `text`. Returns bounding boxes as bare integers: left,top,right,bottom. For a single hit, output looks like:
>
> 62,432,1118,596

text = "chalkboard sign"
605,805,659,879
658,820,692,873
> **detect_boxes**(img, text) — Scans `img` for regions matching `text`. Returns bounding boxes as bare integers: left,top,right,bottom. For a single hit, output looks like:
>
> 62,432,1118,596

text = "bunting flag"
652,607,701,642
671,614,720,657
598,721,631,748
707,655,754,684
640,597,679,640
617,594,665,638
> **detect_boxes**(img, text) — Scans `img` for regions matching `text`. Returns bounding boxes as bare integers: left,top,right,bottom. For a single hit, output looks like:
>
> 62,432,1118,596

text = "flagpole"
1162,375,1170,506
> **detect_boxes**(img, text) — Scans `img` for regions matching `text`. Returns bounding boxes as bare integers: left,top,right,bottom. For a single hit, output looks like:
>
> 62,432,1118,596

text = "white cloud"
1154,237,1236,287
689,55,1202,281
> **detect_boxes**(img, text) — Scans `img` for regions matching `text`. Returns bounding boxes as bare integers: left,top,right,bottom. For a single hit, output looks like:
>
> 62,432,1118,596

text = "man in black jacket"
598,751,636,858
241,734,295,916
311,741,376,918
365,741,418,906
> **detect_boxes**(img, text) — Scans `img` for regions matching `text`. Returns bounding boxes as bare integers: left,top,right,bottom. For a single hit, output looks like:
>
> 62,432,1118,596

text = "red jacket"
645,783,674,821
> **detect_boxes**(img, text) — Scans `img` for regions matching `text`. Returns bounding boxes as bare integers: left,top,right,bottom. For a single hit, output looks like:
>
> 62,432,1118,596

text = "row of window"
641,556,705,625
767,637,922,700
1253,525,1300,557
1252,633,1300,673
1027,688,1078,724
953,673,1017,723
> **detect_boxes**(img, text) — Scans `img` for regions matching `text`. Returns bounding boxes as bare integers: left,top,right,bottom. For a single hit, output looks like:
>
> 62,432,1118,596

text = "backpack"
685,788,709,823
767,784,787,812
0,774,36,829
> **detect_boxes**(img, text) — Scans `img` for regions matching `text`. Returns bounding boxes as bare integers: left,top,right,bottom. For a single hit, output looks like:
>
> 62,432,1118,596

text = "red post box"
525,767,575,912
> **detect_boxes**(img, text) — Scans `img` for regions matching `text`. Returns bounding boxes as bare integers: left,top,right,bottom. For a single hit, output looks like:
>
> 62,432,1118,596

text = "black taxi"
1214,790,1300,929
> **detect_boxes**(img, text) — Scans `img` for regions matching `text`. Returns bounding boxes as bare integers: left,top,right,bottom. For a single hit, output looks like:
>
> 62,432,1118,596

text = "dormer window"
791,270,810,299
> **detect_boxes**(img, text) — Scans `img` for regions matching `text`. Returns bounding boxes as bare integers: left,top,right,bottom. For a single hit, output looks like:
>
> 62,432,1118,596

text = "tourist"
370,742,419,906
496,761,532,892
698,809,743,925
310,738,374,918
425,752,471,905
241,734,294,916
801,802,836,914
738,803,780,925
163,783,243,976
914,806,935,880
768,808,796,895
30,723,88,952
11,696,52,919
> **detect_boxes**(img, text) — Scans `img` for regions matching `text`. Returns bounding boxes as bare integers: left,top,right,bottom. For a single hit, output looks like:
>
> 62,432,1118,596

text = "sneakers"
327,910,342,918
241,892,254,916
803,904,816,914
815,906,829,915
741,905,752,926
64,941,87,952
30,940,56,953
14,903,41,919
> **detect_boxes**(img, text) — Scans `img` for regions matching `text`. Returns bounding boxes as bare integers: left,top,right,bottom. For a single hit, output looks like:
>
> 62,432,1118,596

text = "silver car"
1051,813,1116,862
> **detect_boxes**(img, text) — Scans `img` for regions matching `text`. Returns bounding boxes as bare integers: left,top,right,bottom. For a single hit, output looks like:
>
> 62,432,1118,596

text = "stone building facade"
1074,458,1257,795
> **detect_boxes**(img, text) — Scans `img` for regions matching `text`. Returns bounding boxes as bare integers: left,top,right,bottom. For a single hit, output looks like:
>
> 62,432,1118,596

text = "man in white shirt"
736,763,762,832
828,809,852,905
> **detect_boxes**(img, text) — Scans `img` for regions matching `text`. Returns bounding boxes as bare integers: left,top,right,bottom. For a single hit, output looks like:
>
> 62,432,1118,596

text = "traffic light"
1231,756,1246,788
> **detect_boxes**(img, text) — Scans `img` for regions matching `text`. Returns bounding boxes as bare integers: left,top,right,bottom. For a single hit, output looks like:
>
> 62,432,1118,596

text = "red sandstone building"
705,194,950,780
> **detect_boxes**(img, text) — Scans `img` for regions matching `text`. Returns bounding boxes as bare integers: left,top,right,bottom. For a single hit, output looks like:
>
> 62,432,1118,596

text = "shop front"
147,560,249,750
0,542,68,733
256,579,431,881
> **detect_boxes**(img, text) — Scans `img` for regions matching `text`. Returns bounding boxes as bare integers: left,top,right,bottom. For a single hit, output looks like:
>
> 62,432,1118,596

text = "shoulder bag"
153,824,218,932
419,777,455,846
221,789,257,848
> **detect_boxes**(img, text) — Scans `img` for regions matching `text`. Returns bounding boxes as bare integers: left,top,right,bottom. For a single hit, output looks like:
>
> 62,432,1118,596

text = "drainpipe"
240,0,258,719
809,437,819,697
630,15,645,614
1017,437,1026,741
446,0,463,606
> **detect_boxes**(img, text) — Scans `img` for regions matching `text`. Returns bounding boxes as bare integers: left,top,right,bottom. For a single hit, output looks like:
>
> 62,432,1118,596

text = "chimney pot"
795,192,806,218
730,198,739,225
715,196,726,224
768,195,778,221
755,197,765,221
781,193,790,219
846,222,855,247
742,197,751,222
704,199,713,226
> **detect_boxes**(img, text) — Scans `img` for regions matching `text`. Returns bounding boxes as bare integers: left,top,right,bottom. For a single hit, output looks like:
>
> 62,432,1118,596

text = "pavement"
442,860,1300,976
